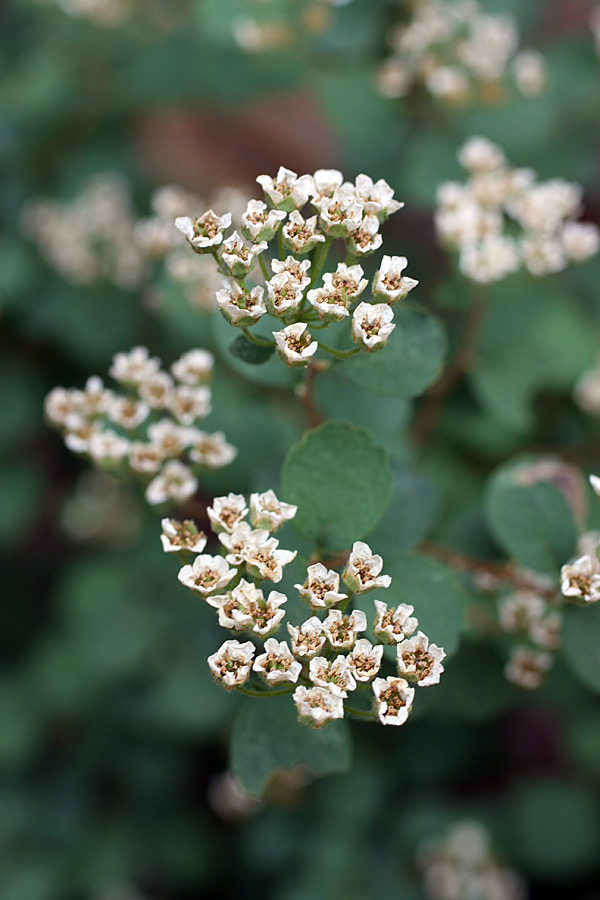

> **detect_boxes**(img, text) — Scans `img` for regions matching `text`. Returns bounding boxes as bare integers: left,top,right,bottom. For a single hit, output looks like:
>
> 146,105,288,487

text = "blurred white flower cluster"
418,821,527,900
378,0,546,104
167,504,446,727
45,346,236,506
31,0,132,26
232,0,353,54
22,173,146,288
436,136,600,283
176,166,417,365
134,184,251,312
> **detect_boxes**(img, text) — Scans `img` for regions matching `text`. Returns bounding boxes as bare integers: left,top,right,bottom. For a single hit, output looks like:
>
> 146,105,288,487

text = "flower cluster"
232,0,353,54
418,821,527,900
175,166,417,365
377,0,546,104
436,136,600,283
45,346,236,506
497,581,560,691
167,503,446,728
134,184,251,312
21,173,146,289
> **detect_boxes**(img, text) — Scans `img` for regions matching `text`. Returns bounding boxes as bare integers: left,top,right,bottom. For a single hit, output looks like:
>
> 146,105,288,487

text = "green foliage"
562,603,600,693
230,696,352,796
281,422,393,549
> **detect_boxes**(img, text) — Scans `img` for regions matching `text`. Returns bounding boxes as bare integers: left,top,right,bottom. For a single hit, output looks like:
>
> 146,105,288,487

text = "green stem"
241,327,275,348
317,342,360,360
308,235,333,290
344,253,357,267
278,227,285,261
236,684,296,698
344,704,376,719
258,253,270,281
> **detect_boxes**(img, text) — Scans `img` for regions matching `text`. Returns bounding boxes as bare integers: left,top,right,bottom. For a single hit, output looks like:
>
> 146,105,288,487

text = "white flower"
145,459,198,505
250,589,288,637
287,617,327,659
316,189,363,238
205,580,257,631
107,396,150,430
322,261,368,299
207,493,249,534
459,234,520,283
109,346,161,385
273,322,318,368
293,685,344,728
574,367,600,415
44,387,83,428
505,645,553,690
171,349,214,385
271,256,311,288
396,631,446,686
160,518,207,554
353,174,404,220
175,210,232,251
216,278,266,328
265,272,305,318
169,385,211,426
307,286,350,323
243,537,297,584
309,655,356,698
520,234,566,277
64,421,101,454
79,376,113,417
218,522,271,566
295,563,348,609
128,442,165,473
351,302,395,351
241,199,287,242
347,639,384,683
529,612,562,650
373,600,418,644
147,419,190,457
282,210,326,254
590,474,600,499
561,555,600,604
561,221,600,262
347,215,383,256
138,371,175,409
322,609,367,650
188,431,237,469
307,168,344,201
208,640,255,690
512,48,547,96
88,429,130,464
498,590,546,634
220,231,268,278
343,542,392,593
178,554,237,596
458,137,506,173
372,255,418,304
372,676,415,725
256,167,313,211
249,489,297,532
253,638,303,684
426,65,470,102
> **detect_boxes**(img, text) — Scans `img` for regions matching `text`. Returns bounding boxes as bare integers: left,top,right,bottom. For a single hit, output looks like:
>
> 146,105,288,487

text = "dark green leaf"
229,334,274,365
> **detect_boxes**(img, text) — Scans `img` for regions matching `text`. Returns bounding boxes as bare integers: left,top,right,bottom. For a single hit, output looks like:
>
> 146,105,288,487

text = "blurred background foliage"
3,0,600,897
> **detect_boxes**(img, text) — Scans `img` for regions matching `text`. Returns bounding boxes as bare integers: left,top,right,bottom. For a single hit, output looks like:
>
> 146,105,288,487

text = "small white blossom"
188,431,237,469
511,48,547,96
64,421,101,454
353,174,404,220
256,167,313,211
218,522,271,566
271,256,311,288
79,376,113,417
287,617,327,659
561,555,600,604
249,489,297,532
373,676,415,725
243,537,297,583
343,542,392,593
316,189,364,238
107,396,150,430
498,590,546,634
265,272,305,318
347,214,383,256
207,493,249,534
241,198,287,242
373,600,418,644
216,278,266,328
307,168,344,202
88,429,130,464
178,553,237,596
171,349,214,385
347,639,384,683
372,255,419,304
309,655,357,698
307,286,350,323
396,631,446,686
169,385,211,426
322,609,367,650
253,638,303,684
459,234,520,282
175,210,232,251
520,234,566,277
561,221,600,262
323,262,368,299
160,518,207,554
293,685,344,728
529,612,562,650
109,346,160,385
208,640,255,690
458,136,506,173
250,589,288,637
273,322,318,368
220,231,268,279
206,578,261,630
505,645,553,690
295,563,348,609
351,302,396,351
282,210,326,254
44,387,83,428
138,370,175,409
147,419,190,457
145,459,198,505
128,442,165,474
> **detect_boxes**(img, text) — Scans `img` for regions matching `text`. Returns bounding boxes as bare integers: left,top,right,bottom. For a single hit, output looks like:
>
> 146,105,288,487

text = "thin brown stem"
296,361,326,428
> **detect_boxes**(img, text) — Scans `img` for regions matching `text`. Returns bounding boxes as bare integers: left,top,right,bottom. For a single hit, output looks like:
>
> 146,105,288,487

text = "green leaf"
339,306,446,398
367,466,439,556
484,457,578,574
230,695,352,797
229,334,274,365
562,604,600,693
507,780,600,878
281,422,393,549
